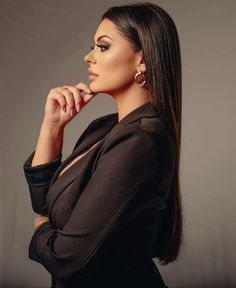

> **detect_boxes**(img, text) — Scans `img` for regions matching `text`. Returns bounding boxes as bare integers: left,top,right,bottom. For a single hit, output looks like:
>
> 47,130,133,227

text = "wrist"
35,219,49,231
40,120,64,152
42,119,65,134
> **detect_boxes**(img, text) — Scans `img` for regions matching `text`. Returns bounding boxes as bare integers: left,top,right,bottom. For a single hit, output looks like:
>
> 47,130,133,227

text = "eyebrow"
94,35,112,42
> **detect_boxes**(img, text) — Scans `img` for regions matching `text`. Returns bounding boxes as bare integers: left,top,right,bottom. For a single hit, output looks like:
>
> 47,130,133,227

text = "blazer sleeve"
27,126,172,283
23,152,62,215
23,119,97,215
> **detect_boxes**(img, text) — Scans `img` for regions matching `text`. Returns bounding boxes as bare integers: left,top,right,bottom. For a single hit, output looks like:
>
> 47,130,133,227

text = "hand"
43,82,97,128
34,214,49,230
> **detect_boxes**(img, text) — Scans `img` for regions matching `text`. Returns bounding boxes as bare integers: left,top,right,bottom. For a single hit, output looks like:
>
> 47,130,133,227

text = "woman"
23,2,182,288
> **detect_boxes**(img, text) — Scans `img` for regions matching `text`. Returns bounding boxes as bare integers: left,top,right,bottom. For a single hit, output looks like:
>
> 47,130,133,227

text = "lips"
88,74,97,81
88,69,98,76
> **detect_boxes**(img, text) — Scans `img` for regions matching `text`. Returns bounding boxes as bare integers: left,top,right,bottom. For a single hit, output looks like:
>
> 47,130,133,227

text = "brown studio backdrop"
0,0,235,287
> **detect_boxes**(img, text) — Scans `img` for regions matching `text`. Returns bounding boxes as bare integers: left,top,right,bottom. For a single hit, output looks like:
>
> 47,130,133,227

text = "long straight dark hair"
101,2,183,265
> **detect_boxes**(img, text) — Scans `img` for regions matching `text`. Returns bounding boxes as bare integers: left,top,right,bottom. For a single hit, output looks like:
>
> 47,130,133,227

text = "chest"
46,139,104,228
58,139,102,178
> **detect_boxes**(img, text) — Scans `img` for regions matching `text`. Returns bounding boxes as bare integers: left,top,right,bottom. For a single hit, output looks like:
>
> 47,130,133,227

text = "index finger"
75,82,92,94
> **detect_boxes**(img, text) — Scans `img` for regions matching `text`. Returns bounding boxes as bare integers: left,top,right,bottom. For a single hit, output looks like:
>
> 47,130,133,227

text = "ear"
136,50,146,72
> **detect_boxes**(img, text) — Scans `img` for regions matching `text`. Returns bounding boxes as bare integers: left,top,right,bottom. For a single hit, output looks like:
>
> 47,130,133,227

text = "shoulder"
108,116,174,148
139,117,165,134
103,116,175,161
139,117,175,152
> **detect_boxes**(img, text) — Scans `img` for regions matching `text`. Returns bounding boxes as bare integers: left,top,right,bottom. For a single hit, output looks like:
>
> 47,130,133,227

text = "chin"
88,82,107,94
89,80,123,95
88,83,96,93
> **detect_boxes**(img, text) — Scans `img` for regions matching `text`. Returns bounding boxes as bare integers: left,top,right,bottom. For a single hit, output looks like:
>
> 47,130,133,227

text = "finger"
52,89,67,111
64,86,83,112
82,92,96,105
60,89,76,112
56,85,67,92
75,83,97,106
75,82,92,94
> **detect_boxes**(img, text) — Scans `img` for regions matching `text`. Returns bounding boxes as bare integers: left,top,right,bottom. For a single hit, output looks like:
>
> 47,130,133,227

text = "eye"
90,44,108,52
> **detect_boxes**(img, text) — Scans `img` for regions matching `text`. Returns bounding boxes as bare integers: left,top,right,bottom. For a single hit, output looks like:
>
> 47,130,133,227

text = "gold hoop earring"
134,71,147,87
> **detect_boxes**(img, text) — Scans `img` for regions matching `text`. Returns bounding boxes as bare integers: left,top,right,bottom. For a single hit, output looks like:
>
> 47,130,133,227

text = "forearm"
31,120,64,166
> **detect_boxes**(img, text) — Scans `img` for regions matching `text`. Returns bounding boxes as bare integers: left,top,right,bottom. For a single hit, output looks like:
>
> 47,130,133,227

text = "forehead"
94,18,122,41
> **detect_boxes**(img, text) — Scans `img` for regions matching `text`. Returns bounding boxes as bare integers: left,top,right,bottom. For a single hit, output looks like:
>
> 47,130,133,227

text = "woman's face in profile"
84,18,143,95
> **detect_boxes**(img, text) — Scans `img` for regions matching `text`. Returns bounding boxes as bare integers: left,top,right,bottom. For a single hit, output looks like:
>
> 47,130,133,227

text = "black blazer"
23,101,175,288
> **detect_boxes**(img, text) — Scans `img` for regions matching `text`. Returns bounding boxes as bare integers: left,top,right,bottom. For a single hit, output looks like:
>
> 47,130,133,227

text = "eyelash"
90,44,108,52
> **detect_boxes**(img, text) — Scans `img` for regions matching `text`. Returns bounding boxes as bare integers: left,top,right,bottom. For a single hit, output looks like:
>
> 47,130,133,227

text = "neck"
111,84,151,122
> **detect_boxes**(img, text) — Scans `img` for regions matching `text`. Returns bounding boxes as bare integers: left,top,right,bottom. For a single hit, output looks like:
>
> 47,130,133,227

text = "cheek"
103,50,133,69
102,52,135,81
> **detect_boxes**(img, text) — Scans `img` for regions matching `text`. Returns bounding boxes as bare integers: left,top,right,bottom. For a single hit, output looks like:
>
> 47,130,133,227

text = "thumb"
83,92,97,104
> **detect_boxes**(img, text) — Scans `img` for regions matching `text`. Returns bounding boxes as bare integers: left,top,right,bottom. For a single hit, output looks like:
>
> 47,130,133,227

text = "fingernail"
76,104,80,112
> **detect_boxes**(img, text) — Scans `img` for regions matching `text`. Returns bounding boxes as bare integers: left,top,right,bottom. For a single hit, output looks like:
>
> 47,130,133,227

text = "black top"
23,101,174,288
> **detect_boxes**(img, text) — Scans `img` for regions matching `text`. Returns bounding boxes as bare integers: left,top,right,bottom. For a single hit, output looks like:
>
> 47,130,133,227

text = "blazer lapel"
47,101,160,204
49,112,118,187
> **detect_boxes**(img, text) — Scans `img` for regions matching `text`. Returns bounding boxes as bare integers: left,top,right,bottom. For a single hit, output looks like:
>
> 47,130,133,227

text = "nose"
84,50,96,65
